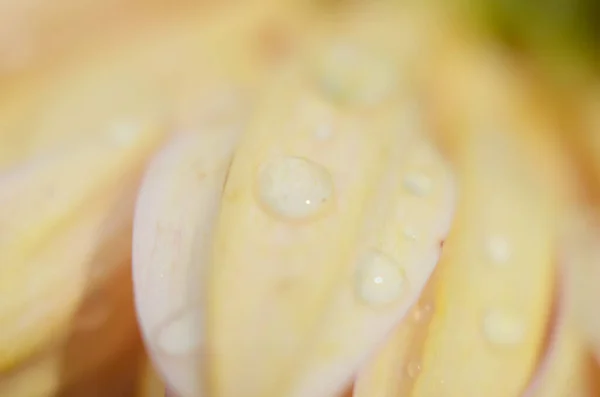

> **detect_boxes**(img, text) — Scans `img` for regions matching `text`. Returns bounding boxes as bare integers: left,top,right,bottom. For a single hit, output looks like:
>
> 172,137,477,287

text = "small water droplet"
482,308,525,346
403,172,432,196
157,309,201,356
356,250,407,306
403,227,418,240
486,235,512,264
257,156,334,221
316,44,397,106
413,302,434,323
315,123,333,140
110,120,140,147
406,361,422,378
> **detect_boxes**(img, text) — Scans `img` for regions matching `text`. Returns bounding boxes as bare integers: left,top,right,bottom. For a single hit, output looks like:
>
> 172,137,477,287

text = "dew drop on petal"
256,156,334,221
156,309,202,356
413,302,434,323
355,250,407,306
482,308,525,346
315,122,333,140
406,361,422,378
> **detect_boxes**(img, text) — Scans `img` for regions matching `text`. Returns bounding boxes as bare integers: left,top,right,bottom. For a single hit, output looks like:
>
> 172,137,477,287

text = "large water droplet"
355,250,407,306
257,156,334,221
482,308,525,346
156,309,202,356
316,44,397,106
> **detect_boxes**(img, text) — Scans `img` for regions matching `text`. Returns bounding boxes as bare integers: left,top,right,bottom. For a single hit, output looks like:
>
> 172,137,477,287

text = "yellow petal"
528,315,600,397
133,125,243,396
409,33,565,397
353,275,439,397
208,63,395,397
207,7,454,395
0,124,164,370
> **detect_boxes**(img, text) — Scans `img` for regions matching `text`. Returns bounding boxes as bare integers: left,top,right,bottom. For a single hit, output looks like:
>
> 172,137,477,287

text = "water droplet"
413,302,434,323
406,361,422,378
486,235,512,264
316,44,397,106
403,172,432,196
482,309,525,346
356,250,407,306
315,123,333,140
403,227,418,240
157,309,202,356
110,120,140,147
257,156,334,221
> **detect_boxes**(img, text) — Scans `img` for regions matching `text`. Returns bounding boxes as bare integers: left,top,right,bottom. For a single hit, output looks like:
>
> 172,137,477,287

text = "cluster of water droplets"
481,234,526,346
245,38,531,395
252,41,451,311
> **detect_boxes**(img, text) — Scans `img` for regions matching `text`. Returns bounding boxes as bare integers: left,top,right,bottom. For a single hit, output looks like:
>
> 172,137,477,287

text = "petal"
206,7,455,394
563,210,600,363
520,274,584,397
132,125,242,397
353,273,439,397
406,31,567,397
0,126,164,371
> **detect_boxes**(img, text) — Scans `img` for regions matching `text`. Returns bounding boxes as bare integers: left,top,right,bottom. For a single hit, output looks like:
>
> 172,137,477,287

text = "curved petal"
353,273,439,397
519,273,574,397
563,210,600,363
0,126,164,371
288,107,455,397
206,7,455,394
405,31,566,397
132,125,242,397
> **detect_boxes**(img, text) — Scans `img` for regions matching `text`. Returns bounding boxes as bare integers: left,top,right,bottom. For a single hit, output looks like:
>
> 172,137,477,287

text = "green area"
468,0,599,75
